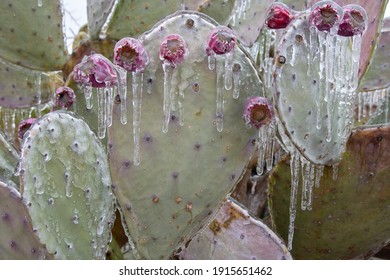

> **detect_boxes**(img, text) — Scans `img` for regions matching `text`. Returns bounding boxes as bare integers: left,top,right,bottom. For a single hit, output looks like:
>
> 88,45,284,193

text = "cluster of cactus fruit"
0,0,389,260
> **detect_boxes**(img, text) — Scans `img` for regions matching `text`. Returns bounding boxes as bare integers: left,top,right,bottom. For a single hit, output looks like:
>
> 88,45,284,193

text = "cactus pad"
178,199,292,259
0,181,52,259
20,111,116,259
269,125,390,259
0,0,67,71
108,11,263,259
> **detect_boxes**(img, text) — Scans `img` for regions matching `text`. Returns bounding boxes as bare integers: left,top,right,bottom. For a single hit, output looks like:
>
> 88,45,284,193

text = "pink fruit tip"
114,37,149,72
159,34,188,67
18,118,37,140
54,86,75,109
337,5,367,37
265,3,293,29
207,26,236,55
73,53,117,88
309,0,343,32
243,96,275,129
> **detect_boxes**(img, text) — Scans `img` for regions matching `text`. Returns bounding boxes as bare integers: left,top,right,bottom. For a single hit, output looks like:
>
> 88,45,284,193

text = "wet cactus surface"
0,0,389,260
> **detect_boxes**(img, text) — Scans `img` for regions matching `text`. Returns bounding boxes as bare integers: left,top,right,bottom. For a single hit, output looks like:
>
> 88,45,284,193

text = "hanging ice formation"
243,96,278,176
73,53,119,140
207,26,237,132
230,0,252,25
159,34,188,134
114,37,150,166
268,1,368,250
357,88,389,123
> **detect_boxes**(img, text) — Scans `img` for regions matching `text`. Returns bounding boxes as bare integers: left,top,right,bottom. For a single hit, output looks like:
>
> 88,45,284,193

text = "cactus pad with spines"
269,125,390,259
178,199,292,259
0,181,52,260
108,11,263,259
0,0,67,71
20,111,116,259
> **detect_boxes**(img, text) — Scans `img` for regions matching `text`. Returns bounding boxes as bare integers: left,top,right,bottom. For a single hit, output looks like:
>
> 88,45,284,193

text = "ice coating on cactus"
54,86,75,110
0,130,19,187
269,125,390,259
178,199,292,259
108,11,263,259
20,111,116,259
309,0,343,32
265,2,294,29
337,5,368,36
0,0,67,71
0,181,52,260
87,0,116,39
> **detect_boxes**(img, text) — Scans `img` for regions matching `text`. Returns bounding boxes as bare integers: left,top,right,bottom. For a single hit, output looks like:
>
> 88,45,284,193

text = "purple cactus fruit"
159,34,188,67
73,53,117,88
114,37,149,72
265,3,293,29
206,26,236,55
54,86,75,109
337,5,368,37
243,96,275,129
18,118,37,140
309,0,343,32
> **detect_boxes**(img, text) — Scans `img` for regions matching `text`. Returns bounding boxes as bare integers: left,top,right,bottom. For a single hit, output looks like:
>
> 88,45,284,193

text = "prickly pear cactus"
269,125,390,259
108,11,263,259
0,181,52,260
19,111,116,259
178,199,292,259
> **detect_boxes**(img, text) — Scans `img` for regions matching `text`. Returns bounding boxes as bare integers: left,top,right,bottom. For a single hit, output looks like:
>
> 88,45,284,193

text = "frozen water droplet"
232,64,241,99
132,72,144,166
256,126,267,176
116,67,128,125
224,52,234,90
208,52,216,70
97,88,107,139
37,0,43,7
34,72,42,117
72,214,79,224
106,88,114,127
215,57,225,132
44,152,51,162
84,86,93,110
315,165,324,188
162,62,174,133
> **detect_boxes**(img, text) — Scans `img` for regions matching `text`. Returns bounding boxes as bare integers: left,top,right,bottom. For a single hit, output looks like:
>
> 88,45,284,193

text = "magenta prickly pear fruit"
159,34,188,67
73,53,118,88
54,86,75,109
309,0,343,32
243,96,275,129
206,26,236,55
265,2,294,30
337,5,368,37
18,118,37,140
114,37,149,72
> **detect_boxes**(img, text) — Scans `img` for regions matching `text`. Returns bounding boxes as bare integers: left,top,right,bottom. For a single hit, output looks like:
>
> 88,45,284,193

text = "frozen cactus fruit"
206,26,236,55
108,11,263,259
243,96,275,129
20,111,116,259
269,125,390,259
178,199,292,260
337,5,368,36
54,86,75,110
159,34,188,68
0,181,52,260
265,2,294,29
309,0,343,32
114,37,150,73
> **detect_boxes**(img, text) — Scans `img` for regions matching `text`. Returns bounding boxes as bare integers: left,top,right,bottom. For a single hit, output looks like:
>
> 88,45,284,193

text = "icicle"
215,57,225,132
162,62,173,133
84,86,93,110
117,67,128,125
306,162,316,211
256,125,267,176
34,72,42,118
288,149,300,251
170,68,179,112
97,88,107,139
132,72,143,166
224,52,234,90
332,163,339,181
232,65,240,99
315,165,324,188
178,86,185,126
308,27,318,77
385,88,389,123
300,158,310,211
265,123,276,171
37,0,43,7
208,52,216,71
106,88,114,127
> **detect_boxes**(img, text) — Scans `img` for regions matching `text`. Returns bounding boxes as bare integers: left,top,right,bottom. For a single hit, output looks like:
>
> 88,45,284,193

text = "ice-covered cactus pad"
178,199,292,259
0,181,52,259
0,129,19,186
269,125,390,259
19,111,116,259
108,11,263,259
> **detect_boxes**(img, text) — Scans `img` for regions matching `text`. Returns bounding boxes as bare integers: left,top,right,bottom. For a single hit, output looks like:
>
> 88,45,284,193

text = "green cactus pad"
198,0,236,24
178,199,292,259
279,0,309,10
228,0,275,46
360,18,390,92
20,111,116,259
0,0,67,71
308,0,389,80
0,130,19,187
0,181,52,260
108,11,263,259
273,15,356,165
0,59,62,108
269,125,390,259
